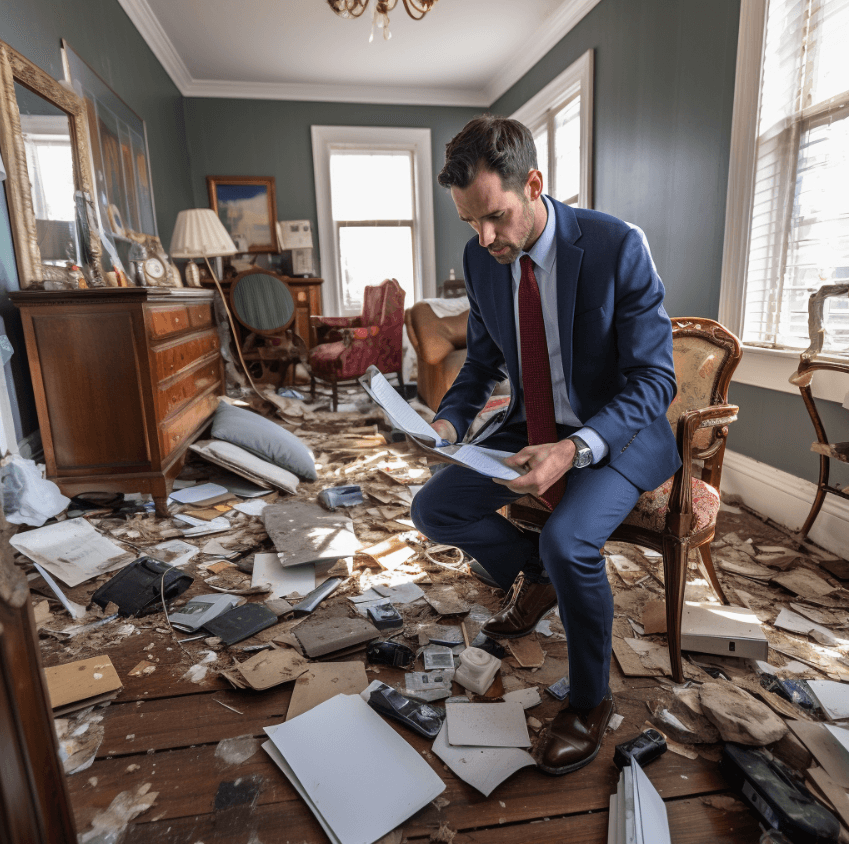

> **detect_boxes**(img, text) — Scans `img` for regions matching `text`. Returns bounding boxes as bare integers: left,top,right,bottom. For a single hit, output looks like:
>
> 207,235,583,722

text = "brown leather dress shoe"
480,573,557,639
537,689,614,775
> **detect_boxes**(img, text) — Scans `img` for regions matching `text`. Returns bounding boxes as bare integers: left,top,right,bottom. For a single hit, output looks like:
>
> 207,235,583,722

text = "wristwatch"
567,435,593,469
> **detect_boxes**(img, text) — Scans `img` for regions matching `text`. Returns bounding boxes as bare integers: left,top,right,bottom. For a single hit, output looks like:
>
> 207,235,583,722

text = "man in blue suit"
411,116,680,775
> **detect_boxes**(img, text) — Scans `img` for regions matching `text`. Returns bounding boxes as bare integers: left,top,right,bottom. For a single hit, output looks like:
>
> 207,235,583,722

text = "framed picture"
207,176,278,253
61,41,158,239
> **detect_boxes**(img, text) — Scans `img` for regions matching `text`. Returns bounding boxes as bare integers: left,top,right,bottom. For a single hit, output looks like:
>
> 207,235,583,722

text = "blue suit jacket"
434,197,682,492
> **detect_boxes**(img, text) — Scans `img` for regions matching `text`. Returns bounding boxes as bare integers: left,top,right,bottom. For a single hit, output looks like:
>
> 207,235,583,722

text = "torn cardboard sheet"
431,720,535,797
608,554,646,586
263,501,359,567
44,656,123,713
285,663,370,721
11,519,133,587
236,647,309,690
251,552,315,598
265,695,444,844
788,721,849,789
612,618,663,678
355,537,416,572
807,766,849,828
774,608,839,646
771,569,836,599
507,636,545,668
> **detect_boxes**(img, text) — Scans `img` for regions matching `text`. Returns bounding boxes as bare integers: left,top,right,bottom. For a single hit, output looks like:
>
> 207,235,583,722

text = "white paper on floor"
809,681,849,720
252,552,315,598
150,539,199,567
431,720,535,797
445,701,531,748
263,694,444,844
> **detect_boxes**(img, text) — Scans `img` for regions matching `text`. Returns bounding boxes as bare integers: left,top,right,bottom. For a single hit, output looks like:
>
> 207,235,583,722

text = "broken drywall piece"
718,553,775,581
431,720,535,797
182,651,217,684
286,663,370,721
771,568,836,599
55,706,106,775
252,552,315,598
214,735,260,766
608,553,646,586
236,647,309,690
502,687,542,709
44,656,123,714
422,586,470,616
807,766,849,828
788,721,849,789
612,618,662,678
774,608,839,646
445,701,531,748
507,635,545,668
699,681,787,745
263,500,359,567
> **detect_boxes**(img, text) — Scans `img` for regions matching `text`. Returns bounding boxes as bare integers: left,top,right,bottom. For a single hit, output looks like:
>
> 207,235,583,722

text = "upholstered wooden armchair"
308,278,406,411
507,317,742,683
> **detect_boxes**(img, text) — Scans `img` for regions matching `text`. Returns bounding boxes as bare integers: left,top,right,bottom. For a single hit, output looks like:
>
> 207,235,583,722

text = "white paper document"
431,720,535,796
168,482,228,504
264,694,444,844
445,701,531,748
608,759,670,844
10,518,132,587
809,680,849,720
359,366,521,481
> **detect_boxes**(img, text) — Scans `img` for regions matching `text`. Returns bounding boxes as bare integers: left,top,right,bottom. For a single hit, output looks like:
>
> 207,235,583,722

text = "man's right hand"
431,419,458,444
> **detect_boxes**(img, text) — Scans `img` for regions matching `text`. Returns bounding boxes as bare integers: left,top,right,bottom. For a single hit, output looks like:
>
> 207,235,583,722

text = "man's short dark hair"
438,115,537,194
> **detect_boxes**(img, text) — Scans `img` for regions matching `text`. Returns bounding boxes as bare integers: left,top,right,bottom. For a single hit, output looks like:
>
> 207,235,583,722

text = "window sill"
732,344,848,404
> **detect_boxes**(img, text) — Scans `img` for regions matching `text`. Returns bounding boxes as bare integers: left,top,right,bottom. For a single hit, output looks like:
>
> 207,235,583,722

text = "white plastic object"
453,647,501,695
0,456,69,526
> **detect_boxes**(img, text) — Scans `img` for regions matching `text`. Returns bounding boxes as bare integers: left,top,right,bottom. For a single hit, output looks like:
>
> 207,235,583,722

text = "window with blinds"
743,0,849,352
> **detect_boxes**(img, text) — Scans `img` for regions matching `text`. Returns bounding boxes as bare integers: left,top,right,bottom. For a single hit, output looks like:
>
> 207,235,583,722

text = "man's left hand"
495,438,577,496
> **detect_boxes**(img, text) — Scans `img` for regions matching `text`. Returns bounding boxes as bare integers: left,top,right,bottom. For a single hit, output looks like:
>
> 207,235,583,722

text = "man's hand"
431,419,458,444
495,438,577,496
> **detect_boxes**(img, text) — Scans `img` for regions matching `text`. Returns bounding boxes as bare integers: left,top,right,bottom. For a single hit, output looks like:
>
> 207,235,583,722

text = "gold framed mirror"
0,39,104,287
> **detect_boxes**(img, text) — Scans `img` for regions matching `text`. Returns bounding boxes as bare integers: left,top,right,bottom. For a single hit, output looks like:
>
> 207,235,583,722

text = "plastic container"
453,647,501,695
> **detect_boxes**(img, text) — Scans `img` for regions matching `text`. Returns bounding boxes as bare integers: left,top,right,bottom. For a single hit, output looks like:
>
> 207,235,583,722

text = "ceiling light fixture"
327,0,438,42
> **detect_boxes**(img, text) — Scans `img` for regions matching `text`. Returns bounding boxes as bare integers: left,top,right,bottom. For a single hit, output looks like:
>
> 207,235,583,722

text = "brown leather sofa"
404,302,469,411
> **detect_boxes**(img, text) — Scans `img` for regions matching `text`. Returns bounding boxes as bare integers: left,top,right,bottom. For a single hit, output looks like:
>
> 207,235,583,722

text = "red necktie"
519,255,565,509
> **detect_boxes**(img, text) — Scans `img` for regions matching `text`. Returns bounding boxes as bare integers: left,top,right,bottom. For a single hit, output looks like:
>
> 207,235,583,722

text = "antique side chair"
507,317,743,683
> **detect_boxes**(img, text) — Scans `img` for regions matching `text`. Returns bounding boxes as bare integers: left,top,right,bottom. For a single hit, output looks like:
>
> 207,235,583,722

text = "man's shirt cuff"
573,427,609,464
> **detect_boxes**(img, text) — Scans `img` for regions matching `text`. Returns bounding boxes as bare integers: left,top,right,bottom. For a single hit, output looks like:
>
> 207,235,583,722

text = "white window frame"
511,49,594,209
719,0,846,403
311,125,436,317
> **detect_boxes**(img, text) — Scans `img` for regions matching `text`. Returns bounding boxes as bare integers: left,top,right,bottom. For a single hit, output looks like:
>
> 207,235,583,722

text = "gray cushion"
211,401,316,481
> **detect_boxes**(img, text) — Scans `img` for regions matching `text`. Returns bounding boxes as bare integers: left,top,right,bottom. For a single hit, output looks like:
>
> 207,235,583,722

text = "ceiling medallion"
327,0,439,42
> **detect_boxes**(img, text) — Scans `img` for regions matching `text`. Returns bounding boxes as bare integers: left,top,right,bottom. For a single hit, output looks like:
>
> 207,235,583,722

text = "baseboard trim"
720,449,848,557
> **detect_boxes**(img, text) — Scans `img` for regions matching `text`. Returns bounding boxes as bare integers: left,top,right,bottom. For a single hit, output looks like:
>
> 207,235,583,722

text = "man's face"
451,168,541,265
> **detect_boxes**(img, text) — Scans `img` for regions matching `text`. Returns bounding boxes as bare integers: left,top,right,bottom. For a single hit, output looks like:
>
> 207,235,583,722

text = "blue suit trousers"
411,423,641,709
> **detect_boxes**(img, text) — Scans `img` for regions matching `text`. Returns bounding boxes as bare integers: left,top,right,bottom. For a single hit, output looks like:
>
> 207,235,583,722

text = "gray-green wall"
491,0,846,488
0,0,194,242
182,98,480,285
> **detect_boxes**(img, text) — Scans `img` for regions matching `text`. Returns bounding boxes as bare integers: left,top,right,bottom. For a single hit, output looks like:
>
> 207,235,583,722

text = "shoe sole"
535,702,614,776
480,605,558,640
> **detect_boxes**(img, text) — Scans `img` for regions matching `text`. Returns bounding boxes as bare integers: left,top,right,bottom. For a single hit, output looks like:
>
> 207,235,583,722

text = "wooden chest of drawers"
11,288,223,515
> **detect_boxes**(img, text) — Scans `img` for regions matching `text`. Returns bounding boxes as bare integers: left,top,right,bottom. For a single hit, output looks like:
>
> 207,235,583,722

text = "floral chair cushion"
622,477,720,534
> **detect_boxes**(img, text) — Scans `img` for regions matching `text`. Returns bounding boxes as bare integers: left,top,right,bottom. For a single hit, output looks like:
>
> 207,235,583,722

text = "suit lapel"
548,200,582,398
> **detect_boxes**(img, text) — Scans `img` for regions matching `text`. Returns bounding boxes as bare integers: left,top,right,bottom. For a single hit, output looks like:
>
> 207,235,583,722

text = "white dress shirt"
510,196,609,464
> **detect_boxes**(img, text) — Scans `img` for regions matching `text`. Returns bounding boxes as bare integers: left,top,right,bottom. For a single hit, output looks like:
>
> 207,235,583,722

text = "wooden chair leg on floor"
799,454,829,539
662,536,688,683
697,543,728,604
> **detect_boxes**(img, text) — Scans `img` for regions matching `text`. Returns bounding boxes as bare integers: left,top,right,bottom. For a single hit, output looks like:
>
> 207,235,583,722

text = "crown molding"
115,0,193,94
118,0,600,107
484,0,603,104
182,78,490,107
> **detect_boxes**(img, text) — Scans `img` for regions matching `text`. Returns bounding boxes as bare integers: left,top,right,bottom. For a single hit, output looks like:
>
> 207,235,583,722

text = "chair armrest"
666,404,739,534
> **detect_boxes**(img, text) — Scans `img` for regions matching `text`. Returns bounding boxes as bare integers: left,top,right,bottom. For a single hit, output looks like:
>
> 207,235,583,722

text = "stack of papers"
608,760,670,844
263,694,444,844
431,702,535,796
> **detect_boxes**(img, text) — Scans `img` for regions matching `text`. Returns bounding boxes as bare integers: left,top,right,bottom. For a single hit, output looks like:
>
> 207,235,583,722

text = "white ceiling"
117,0,601,106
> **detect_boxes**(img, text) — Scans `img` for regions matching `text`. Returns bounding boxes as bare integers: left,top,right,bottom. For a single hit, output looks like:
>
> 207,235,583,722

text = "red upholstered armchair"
308,278,406,411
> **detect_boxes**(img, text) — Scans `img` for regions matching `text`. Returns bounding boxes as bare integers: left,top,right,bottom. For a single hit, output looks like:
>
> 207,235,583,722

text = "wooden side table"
280,277,324,348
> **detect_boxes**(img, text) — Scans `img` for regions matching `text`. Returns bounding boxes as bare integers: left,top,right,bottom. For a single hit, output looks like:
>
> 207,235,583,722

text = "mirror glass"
233,273,295,332
14,81,80,268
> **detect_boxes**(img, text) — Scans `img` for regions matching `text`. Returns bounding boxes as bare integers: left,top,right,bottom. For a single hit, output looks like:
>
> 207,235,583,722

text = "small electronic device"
169,594,241,633
546,677,571,701
613,729,667,770
317,485,363,510
422,645,455,671
363,681,445,739
91,556,193,617
366,640,415,668
202,603,277,645
366,600,403,631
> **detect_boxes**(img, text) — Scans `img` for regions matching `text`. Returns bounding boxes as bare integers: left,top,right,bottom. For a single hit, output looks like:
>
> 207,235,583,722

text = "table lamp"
170,208,237,286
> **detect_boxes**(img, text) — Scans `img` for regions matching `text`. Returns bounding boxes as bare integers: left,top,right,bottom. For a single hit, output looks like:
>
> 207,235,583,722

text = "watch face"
143,257,166,279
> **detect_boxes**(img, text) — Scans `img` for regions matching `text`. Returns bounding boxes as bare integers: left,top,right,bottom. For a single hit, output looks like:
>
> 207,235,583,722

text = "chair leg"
698,543,728,605
662,536,688,684
799,456,829,539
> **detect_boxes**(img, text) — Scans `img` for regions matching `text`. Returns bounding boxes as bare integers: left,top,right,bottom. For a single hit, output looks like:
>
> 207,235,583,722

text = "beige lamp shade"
170,208,238,258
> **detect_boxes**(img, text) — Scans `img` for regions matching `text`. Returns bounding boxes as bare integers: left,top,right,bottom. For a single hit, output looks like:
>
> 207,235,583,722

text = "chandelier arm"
327,0,370,19
400,0,436,20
